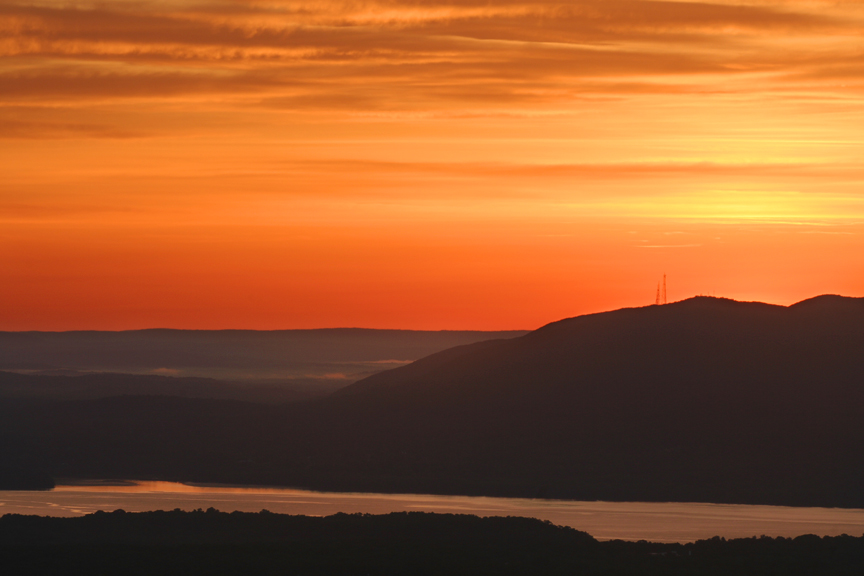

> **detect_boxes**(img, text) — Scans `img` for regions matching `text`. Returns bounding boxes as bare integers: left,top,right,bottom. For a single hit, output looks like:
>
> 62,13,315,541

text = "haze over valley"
0,329,527,402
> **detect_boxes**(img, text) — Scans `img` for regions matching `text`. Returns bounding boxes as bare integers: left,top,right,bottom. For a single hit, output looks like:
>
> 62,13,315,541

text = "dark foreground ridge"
2,510,864,575
2,295,864,505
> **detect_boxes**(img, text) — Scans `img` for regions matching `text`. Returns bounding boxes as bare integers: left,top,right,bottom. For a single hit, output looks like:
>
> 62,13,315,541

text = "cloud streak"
3,0,864,332
2,0,862,110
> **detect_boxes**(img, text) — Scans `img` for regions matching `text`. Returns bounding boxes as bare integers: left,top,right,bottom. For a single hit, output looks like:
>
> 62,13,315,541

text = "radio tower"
662,274,667,305
655,283,661,305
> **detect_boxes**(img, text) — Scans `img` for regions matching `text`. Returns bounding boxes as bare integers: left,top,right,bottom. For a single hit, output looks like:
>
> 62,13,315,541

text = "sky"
2,0,864,330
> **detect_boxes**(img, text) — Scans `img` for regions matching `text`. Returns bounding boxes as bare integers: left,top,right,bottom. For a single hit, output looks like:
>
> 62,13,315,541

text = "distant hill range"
0,328,528,401
3,295,864,507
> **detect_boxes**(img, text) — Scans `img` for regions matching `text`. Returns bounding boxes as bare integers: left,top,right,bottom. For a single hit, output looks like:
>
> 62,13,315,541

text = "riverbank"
3,509,863,575
4,480,864,543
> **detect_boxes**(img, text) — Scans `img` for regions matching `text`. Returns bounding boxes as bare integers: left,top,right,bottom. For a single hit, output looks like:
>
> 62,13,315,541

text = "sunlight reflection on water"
1,481,863,543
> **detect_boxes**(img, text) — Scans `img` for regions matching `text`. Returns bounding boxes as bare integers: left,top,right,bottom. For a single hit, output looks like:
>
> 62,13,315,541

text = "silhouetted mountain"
3,296,864,505
309,295,864,503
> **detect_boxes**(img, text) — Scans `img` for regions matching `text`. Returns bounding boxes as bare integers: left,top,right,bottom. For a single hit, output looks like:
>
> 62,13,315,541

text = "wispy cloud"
2,0,862,109
637,243,702,247
3,1,864,330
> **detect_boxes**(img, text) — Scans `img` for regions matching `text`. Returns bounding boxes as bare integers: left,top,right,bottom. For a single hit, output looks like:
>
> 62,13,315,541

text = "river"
2,481,864,543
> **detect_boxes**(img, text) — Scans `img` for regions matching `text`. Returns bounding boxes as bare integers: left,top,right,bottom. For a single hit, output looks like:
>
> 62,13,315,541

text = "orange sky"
2,0,864,330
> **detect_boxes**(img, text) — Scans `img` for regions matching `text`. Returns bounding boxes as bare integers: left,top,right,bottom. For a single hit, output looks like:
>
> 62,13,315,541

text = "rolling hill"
3,295,864,506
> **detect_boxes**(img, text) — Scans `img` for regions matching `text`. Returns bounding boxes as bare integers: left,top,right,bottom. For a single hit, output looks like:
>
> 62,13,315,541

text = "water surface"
2,481,864,543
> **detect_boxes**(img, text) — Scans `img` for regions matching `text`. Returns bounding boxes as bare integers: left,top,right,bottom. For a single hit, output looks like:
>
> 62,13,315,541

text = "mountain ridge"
308,294,864,504
3,294,864,506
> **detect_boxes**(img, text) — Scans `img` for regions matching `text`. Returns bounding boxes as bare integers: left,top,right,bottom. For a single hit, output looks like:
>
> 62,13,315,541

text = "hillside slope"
304,295,864,503
4,296,864,506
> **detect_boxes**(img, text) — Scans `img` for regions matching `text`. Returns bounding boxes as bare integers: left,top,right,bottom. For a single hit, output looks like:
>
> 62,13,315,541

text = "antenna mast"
662,274,667,305
655,283,661,305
